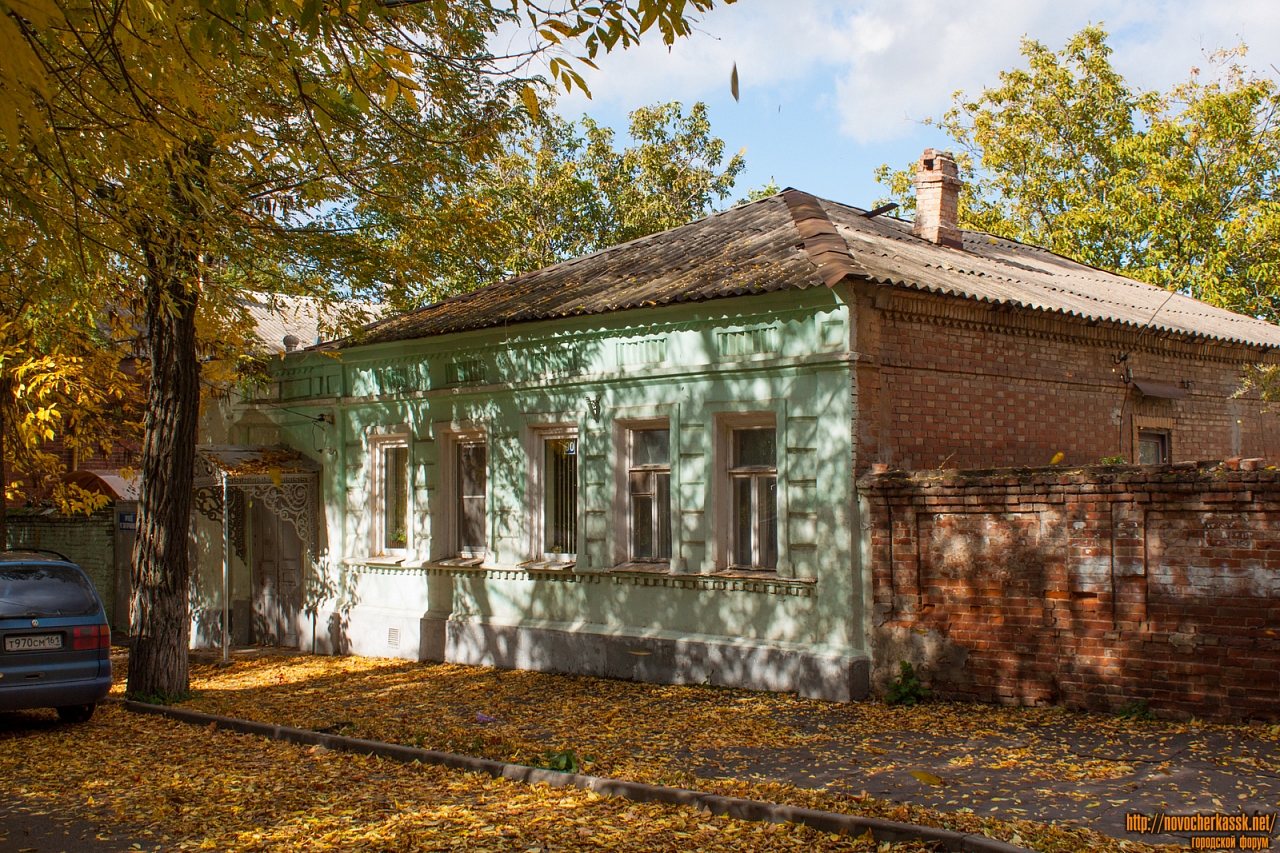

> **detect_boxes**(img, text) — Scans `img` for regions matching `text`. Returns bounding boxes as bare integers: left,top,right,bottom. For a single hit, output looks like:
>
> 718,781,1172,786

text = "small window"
629,428,671,561
1137,430,1169,465
730,427,777,569
543,435,577,558
378,443,409,554
456,441,487,555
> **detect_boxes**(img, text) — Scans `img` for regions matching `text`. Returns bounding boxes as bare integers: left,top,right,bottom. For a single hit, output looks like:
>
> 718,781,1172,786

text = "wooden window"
1137,430,1170,465
629,428,671,561
456,441,487,555
729,427,777,569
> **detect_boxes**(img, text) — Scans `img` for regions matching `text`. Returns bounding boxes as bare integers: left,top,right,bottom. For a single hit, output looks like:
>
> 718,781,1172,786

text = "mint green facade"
215,286,869,700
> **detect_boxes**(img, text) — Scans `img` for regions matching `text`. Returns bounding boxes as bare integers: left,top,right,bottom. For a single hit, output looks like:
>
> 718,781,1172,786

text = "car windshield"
0,564,100,618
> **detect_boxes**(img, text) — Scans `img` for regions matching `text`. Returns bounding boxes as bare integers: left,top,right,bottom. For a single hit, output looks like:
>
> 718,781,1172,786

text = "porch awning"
192,445,321,567
1132,379,1187,399
194,445,321,487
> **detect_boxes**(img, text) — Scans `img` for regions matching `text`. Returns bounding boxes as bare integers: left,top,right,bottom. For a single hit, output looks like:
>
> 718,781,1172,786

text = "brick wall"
860,461,1280,722
5,510,118,625
851,284,1280,474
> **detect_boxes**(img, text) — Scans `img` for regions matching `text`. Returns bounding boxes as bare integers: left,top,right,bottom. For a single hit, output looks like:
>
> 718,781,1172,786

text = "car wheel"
56,704,96,724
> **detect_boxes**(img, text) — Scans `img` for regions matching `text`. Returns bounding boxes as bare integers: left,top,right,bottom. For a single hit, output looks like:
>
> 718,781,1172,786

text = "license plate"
4,634,63,652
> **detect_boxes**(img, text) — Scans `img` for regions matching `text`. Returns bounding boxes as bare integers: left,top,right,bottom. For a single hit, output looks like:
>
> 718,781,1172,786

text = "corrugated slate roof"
245,293,381,353
349,191,1280,350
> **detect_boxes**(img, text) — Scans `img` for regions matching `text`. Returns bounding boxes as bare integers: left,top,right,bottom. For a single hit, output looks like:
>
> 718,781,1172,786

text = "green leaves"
874,27,1280,324
543,748,582,773
363,100,745,309
884,661,931,707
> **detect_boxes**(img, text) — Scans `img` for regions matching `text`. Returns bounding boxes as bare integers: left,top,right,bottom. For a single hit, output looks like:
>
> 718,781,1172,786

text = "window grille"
544,437,577,556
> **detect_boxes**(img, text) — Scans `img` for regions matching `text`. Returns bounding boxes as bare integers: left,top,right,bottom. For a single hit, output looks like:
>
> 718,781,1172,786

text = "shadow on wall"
307,318,861,697
307,555,359,655
863,464,1280,723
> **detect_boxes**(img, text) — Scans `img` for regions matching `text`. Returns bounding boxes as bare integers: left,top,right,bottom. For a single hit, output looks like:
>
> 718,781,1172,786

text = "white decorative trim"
406,562,815,596
368,432,411,560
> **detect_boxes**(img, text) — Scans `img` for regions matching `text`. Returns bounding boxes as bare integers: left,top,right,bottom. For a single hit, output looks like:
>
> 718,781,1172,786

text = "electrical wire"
198,375,331,424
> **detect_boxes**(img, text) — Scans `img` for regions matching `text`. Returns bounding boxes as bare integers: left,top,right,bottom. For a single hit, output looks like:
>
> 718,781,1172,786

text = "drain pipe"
222,472,230,666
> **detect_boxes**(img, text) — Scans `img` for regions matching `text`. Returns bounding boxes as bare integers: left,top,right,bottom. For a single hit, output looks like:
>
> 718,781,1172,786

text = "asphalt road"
0,796,155,853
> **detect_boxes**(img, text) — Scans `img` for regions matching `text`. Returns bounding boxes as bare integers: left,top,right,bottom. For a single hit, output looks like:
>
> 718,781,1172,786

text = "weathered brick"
868,466,1280,723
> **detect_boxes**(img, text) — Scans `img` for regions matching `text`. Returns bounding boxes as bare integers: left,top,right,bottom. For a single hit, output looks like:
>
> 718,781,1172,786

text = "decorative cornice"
878,286,1280,366
276,297,841,403
348,562,820,596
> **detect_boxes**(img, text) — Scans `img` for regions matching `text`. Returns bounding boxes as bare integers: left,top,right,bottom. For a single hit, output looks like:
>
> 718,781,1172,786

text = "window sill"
610,560,672,574
408,560,814,595
717,568,787,579
433,555,485,568
605,563,813,585
343,556,404,567
518,558,577,570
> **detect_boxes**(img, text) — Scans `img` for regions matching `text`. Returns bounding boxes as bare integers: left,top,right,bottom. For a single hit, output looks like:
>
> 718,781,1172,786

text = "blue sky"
526,0,1280,210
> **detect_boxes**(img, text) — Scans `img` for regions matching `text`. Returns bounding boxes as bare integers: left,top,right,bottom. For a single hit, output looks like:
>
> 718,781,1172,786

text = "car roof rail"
1,547,75,563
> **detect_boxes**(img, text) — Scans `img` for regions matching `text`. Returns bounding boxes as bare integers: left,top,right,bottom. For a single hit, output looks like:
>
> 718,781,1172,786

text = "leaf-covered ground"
167,647,1280,851
3,700,952,853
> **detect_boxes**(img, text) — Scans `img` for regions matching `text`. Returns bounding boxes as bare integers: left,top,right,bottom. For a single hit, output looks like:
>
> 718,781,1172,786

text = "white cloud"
549,0,1280,140
549,3,849,112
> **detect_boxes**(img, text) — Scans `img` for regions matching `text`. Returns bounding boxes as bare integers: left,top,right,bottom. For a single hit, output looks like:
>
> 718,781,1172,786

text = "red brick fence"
859,461,1280,722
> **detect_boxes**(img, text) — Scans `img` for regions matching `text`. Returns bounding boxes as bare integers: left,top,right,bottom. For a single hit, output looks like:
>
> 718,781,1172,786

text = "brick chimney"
912,149,962,249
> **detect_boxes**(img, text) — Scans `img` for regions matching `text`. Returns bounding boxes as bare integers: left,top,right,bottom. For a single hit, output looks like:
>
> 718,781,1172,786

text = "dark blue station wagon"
0,550,113,722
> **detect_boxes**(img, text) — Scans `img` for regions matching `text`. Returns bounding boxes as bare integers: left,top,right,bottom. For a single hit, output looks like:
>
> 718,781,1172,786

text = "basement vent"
617,337,668,365
717,327,779,358
446,356,487,386
387,627,400,649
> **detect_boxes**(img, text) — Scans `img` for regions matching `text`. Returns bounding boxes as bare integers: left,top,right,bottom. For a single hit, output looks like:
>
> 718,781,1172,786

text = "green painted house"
196,152,1280,702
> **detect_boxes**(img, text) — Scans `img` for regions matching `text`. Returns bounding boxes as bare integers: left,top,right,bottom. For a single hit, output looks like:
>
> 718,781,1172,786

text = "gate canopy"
192,445,321,563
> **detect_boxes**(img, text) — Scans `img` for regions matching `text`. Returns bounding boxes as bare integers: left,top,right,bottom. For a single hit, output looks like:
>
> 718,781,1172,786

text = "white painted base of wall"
437,617,868,703
316,604,865,703
195,602,869,703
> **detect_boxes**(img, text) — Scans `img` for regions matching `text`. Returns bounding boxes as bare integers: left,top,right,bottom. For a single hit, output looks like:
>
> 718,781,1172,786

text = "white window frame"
530,425,579,563
714,413,779,572
452,435,488,558
369,434,410,559
624,421,672,564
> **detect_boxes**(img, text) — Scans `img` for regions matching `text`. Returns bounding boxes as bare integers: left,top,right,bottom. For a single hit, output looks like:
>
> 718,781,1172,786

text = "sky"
528,0,1280,209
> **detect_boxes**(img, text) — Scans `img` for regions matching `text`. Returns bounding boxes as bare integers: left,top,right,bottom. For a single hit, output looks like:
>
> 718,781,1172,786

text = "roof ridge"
780,189,864,288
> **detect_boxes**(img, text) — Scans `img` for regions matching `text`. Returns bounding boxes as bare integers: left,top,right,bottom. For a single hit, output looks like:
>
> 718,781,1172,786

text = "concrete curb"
124,700,1030,852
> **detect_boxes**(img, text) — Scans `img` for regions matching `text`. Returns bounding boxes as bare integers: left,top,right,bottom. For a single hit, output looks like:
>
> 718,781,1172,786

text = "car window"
0,565,100,618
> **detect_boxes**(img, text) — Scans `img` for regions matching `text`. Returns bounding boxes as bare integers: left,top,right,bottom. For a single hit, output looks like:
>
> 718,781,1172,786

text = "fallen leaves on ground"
158,648,1265,852
175,650,1275,785
2,703,947,852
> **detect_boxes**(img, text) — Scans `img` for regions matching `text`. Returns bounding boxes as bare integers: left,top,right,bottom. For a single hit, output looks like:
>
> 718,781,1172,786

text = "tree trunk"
127,263,201,699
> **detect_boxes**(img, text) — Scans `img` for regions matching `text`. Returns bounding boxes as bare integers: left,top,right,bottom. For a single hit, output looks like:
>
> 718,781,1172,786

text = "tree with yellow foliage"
1,0,735,698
